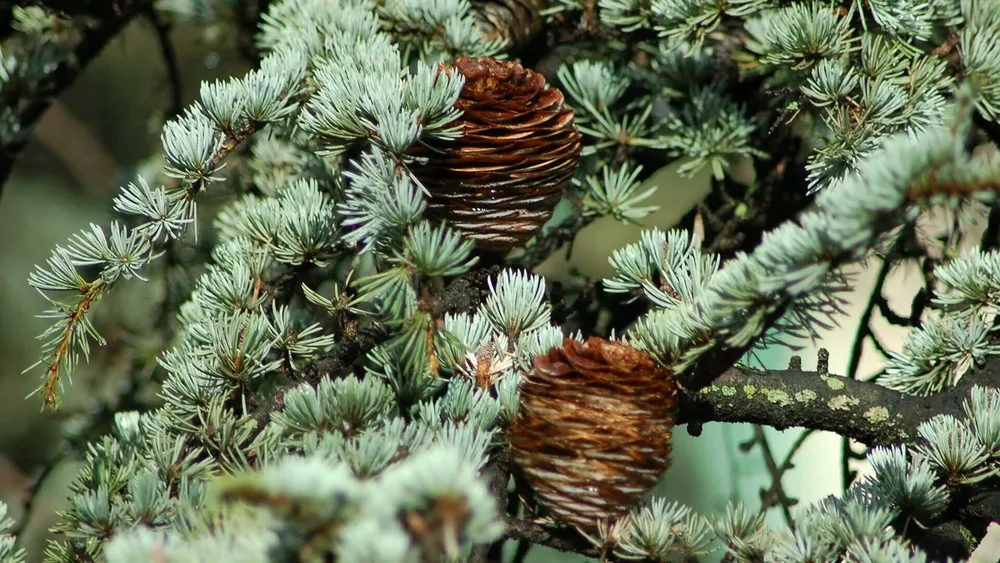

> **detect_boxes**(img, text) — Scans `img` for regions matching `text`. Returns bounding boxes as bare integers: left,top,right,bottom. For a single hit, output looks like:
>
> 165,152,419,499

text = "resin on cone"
509,337,679,531
410,56,582,252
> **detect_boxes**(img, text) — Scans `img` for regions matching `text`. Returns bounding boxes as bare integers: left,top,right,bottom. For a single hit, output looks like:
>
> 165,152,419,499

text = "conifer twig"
9,449,61,538
35,124,256,409
144,5,182,119
740,426,798,527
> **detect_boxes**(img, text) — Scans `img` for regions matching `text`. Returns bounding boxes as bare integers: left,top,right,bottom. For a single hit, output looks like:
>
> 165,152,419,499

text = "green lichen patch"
821,376,845,391
762,389,792,407
863,406,890,423
794,390,817,404
827,394,860,411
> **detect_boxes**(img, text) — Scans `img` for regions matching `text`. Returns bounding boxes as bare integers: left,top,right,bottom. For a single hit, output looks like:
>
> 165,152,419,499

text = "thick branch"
679,365,951,446
470,449,512,562
682,362,1000,560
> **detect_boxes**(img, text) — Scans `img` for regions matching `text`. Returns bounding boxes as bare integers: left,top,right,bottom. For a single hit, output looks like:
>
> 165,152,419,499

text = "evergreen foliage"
2,0,1000,561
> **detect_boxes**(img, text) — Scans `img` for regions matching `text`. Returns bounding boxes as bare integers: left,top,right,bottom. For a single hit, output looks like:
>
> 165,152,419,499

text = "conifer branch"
650,97,1000,396
739,425,798,526
0,0,151,196
31,123,256,409
502,517,622,561
8,1,1000,562
679,364,979,447
36,281,105,410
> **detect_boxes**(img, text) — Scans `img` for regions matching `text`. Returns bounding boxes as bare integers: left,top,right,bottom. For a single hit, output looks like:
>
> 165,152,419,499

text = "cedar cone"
409,56,582,252
509,338,679,531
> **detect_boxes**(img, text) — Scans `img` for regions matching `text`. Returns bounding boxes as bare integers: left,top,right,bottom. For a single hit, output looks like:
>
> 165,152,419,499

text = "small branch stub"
509,338,680,531
410,56,582,252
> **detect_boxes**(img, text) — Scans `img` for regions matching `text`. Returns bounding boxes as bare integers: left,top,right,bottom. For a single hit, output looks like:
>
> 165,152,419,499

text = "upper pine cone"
410,56,582,252
509,338,679,531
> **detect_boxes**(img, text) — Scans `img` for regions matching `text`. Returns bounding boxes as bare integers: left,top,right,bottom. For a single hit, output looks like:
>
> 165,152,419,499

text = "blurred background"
0,20,252,558
0,18,997,563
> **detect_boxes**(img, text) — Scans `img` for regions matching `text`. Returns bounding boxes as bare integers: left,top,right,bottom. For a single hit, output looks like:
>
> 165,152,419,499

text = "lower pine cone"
509,337,680,530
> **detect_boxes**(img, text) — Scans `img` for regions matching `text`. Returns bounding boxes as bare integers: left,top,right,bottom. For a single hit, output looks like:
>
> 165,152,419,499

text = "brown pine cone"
409,56,582,253
509,337,679,531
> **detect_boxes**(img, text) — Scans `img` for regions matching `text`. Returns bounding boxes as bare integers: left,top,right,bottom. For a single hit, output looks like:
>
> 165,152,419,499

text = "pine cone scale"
510,338,679,530
424,185,564,204
426,154,570,173
447,147,578,170
427,190,564,210
460,128,579,145
454,138,578,156
435,208,553,221
461,107,573,128
442,170,575,189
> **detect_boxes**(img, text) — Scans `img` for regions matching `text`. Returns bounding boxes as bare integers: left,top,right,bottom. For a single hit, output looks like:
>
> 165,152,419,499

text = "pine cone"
409,56,582,252
509,338,679,531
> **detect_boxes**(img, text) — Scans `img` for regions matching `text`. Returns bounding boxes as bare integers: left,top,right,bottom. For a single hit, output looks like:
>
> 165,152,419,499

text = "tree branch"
470,449,512,562
741,425,798,526
0,0,151,199
502,517,622,561
515,211,594,271
678,363,981,447
144,5,182,119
